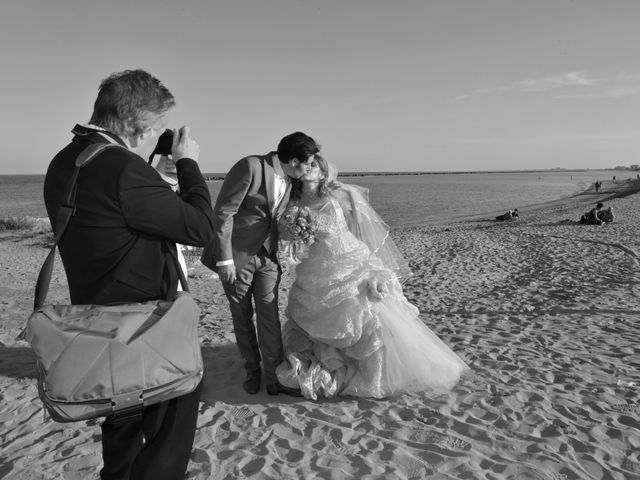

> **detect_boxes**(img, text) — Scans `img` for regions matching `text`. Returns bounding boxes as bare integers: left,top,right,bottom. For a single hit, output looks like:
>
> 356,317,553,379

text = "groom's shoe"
242,371,261,395
266,381,303,397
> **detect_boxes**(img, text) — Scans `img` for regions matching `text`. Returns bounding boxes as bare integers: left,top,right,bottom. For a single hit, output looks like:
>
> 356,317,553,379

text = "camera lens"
149,129,174,161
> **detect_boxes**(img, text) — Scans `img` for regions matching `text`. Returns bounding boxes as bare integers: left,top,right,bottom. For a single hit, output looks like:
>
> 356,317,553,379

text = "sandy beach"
1,181,639,480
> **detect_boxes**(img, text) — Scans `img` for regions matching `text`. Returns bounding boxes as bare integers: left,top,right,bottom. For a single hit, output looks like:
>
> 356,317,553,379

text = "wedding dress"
276,187,469,400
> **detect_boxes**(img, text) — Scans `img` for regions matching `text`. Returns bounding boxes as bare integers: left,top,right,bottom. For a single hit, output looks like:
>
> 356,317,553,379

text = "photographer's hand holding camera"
154,127,200,184
172,126,200,163
149,126,200,174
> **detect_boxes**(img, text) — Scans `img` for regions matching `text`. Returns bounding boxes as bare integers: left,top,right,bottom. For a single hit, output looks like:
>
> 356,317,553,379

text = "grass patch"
0,216,51,233
0,216,37,231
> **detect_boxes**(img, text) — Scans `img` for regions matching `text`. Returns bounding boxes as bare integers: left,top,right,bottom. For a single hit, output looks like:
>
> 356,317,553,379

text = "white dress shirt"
272,156,289,215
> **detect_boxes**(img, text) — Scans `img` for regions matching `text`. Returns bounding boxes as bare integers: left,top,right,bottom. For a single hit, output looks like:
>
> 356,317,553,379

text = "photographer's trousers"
99,382,202,480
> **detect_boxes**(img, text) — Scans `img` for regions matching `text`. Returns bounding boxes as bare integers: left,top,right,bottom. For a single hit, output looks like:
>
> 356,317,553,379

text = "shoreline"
4,172,635,229
2,167,634,178
1,183,639,478
5,177,639,230
420,177,640,227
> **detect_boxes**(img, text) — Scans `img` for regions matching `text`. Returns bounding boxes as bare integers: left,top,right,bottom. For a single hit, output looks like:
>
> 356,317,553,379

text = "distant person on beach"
496,208,519,221
273,154,469,400
43,69,214,480
595,180,601,192
200,132,318,398
579,202,604,225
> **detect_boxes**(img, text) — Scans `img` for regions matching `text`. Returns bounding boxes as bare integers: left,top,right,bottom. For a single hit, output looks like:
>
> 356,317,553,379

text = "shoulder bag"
24,142,203,423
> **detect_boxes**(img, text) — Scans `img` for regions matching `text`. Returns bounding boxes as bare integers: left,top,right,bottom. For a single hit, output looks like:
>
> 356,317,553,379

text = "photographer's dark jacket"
44,124,215,304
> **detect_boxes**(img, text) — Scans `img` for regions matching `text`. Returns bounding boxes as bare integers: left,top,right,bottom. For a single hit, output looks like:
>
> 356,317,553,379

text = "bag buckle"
112,391,144,426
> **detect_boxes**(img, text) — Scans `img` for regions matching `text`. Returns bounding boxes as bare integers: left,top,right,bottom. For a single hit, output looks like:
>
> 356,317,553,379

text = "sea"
0,170,628,228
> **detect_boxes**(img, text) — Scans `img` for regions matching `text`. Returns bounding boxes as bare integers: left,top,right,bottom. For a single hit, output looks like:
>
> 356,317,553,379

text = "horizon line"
1,166,634,178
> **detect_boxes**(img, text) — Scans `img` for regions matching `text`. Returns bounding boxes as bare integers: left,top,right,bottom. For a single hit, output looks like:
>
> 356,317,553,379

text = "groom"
201,132,319,396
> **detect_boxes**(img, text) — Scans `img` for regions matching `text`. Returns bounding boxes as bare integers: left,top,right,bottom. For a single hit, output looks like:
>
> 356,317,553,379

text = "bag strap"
167,243,190,294
33,143,122,310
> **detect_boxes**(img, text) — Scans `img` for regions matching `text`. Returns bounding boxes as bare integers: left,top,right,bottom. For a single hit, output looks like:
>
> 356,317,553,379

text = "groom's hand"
218,264,236,284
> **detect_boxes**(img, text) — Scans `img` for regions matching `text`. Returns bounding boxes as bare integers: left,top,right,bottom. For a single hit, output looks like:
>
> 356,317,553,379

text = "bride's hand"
366,274,388,301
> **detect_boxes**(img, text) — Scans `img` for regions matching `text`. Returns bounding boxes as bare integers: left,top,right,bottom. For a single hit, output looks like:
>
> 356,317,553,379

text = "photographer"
43,70,214,480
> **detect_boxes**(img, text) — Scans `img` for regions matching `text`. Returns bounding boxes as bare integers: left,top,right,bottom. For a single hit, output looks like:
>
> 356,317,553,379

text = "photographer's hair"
290,154,336,200
277,131,320,164
89,69,175,140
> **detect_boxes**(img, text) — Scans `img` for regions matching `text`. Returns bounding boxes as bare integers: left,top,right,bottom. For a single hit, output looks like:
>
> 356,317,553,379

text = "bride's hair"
290,154,338,200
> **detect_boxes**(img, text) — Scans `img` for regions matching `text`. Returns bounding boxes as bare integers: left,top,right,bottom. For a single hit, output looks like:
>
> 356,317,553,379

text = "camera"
149,129,174,161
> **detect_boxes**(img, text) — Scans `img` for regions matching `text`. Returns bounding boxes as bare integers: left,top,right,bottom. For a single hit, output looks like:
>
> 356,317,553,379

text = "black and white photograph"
1,1,639,479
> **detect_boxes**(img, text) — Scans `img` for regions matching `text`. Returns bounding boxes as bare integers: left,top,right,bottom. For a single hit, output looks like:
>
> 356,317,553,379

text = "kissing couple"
201,132,468,400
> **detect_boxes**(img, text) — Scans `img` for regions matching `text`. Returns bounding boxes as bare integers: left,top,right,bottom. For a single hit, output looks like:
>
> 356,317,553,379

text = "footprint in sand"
395,454,434,479
437,436,472,450
539,418,577,436
329,436,357,456
61,454,101,480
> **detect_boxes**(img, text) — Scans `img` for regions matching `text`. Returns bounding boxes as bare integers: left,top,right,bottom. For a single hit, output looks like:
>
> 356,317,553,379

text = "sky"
1,0,640,174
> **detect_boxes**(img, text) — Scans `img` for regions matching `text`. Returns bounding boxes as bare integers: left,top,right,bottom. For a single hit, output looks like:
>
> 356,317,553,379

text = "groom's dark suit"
201,152,290,387
44,124,214,480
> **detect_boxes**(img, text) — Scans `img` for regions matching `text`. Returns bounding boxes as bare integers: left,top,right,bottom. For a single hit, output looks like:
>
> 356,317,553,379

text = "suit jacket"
200,152,290,272
43,125,215,305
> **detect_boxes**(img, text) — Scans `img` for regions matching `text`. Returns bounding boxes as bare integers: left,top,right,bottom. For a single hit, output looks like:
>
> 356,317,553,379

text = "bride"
276,155,469,400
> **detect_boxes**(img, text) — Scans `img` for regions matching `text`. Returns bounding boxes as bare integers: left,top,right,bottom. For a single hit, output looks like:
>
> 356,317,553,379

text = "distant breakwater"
203,168,619,182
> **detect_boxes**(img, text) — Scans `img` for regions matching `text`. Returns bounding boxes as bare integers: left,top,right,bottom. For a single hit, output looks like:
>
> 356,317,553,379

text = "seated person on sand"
599,206,615,223
579,202,604,225
495,208,519,221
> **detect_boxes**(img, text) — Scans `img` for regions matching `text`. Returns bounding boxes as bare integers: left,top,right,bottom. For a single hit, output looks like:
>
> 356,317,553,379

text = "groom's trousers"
222,247,284,384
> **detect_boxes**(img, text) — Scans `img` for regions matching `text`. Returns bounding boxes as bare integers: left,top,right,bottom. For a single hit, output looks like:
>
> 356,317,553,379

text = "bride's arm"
328,195,396,300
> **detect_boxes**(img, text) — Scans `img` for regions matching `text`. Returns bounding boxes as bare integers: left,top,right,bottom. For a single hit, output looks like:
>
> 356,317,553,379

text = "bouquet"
284,206,318,245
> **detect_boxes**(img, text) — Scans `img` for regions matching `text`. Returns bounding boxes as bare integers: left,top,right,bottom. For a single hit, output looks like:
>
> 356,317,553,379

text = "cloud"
518,71,597,91
456,71,640,100
556,86,640,99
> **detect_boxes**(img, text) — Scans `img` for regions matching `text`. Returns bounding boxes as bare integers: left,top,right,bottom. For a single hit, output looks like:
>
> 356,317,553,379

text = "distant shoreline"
2,171,637,226
202,168,636,182
0,168,635,181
